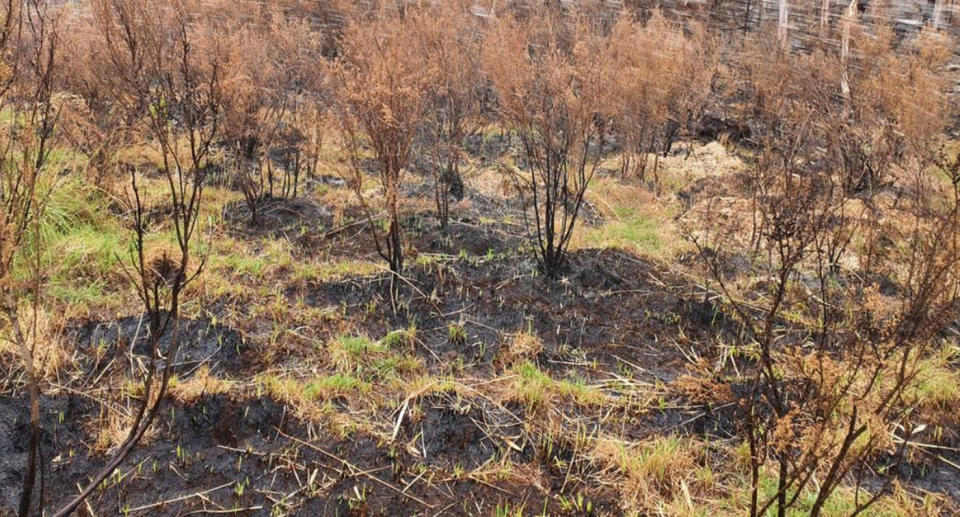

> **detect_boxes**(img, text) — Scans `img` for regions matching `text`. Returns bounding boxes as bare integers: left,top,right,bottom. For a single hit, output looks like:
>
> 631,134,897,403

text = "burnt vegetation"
1,0,960,516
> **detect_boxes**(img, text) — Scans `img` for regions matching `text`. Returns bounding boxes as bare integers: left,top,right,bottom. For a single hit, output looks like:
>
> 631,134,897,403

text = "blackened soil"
0,395,96,513
299,222,716,384
5,190,955,515
224,196,334,238
400,394,530,470
67,316,248,378
0,392,607,516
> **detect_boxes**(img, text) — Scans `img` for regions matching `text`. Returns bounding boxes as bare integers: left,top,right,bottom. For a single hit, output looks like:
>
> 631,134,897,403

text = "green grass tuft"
304,373,371,399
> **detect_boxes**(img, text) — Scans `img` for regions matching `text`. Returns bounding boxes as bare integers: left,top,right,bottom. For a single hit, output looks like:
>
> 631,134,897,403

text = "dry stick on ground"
128,459,272,515
318,212,385,242
275,428,434,508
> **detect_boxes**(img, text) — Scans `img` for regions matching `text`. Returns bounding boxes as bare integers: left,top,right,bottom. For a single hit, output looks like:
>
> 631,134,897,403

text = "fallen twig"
127,480,236,514
274,427,435,508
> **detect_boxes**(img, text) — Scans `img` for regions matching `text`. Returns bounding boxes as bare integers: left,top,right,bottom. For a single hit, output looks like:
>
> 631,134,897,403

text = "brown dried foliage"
332,6,431,274
218,2,327,222
483,7,613,277
601,11,715,183
690,24,959,517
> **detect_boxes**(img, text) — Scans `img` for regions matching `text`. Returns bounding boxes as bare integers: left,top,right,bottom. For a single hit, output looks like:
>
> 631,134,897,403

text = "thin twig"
275,428,435,508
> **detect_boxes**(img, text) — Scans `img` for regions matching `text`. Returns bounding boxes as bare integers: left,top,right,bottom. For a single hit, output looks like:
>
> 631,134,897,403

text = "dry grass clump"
495,331,543,369
168,366,234,404
907,348,960,411
572,178,683,257
657,141,745,183
590,435,718,514
0,306,69,383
